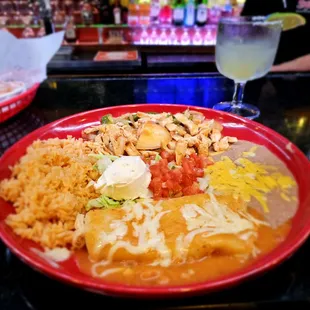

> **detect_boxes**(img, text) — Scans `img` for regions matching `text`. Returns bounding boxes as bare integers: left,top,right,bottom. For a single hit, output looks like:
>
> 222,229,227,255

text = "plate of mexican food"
0,104,309,298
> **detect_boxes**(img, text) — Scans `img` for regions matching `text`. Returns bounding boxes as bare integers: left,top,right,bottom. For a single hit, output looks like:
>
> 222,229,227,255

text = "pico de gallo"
147,151,213,199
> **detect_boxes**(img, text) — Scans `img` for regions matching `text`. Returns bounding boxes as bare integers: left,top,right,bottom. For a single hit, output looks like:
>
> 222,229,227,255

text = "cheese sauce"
75,213,291,286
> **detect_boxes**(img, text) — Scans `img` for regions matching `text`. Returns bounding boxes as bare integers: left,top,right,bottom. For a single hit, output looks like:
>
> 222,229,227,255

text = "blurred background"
0,0,247,74
1,0,244,45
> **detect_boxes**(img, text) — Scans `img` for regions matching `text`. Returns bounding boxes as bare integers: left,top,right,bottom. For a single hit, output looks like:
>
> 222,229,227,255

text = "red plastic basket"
0,83,40,123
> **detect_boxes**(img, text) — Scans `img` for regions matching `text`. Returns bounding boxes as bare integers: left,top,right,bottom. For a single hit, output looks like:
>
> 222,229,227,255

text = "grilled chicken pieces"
82,110,238,163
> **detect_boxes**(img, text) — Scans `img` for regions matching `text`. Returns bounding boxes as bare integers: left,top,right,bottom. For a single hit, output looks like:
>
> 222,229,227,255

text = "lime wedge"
266,12,306,31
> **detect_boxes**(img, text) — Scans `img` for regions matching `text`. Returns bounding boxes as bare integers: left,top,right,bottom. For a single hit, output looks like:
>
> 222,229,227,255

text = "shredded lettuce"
167,161,179,170
97,157,112,174
172,115,181,125
86,195,121,211
88,153,119,161
101,114,114,124
155,154,162,162
132,113,139,122
89,154,119,173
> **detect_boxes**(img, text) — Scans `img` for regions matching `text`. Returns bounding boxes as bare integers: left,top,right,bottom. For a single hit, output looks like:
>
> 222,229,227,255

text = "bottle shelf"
6,23,217,46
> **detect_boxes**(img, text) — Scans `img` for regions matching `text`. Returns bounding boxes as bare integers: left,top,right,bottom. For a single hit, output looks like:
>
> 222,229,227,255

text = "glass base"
212,102,260,120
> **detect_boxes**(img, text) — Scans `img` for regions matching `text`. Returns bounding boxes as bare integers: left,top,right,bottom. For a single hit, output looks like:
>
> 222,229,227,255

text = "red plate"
0,104,310,298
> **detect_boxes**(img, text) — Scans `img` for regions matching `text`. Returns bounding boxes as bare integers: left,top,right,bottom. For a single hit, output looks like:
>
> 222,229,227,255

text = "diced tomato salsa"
148,151,213,199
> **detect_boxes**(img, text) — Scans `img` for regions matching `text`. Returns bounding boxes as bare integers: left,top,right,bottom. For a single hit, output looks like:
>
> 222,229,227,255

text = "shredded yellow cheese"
242,146,258,158
205,156,296,213
280,192,291,202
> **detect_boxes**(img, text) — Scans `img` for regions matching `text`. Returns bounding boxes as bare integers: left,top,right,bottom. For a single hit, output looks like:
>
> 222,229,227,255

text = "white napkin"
0,30,64,88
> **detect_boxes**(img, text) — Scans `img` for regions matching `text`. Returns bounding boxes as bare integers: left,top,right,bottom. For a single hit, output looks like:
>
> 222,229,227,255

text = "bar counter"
0,72,310,309
48,45,217,74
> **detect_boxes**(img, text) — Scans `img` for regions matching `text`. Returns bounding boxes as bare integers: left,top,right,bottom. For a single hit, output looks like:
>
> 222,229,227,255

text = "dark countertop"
0,73,310,310
48,46,217,74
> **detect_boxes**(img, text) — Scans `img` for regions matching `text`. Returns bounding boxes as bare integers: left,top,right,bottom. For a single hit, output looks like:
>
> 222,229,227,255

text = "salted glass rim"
219,16,283,26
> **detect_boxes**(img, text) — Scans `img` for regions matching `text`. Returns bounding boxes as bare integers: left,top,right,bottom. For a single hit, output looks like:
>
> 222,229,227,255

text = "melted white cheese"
92,266,124,278
31,247,71,268
44,247,71,262
94,200,173,267
178,193,263,260
91,194,266,269
197,176,209,191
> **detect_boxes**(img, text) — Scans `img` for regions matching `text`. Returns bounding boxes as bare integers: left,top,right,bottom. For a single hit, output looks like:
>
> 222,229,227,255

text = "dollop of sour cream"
94,156,152,200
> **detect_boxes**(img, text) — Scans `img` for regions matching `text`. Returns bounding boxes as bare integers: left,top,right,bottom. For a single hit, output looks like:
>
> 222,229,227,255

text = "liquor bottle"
64,15,77,43
196,0,207,26
158,0,172,24
128,0,139,26
53,10,66,25
222,0,233,17
13,11,23,26
184,0,195,27
91,0,100,9
21,9,35,38
91,0,100,23
22,26,36,38
32,1,41,25
208,1,221,24
81,1,94,25
100,0,113,24
39,0,55,34
139,3,150,26
112,0,122,24
37,21,46,37
172,0,185,26
0,15,8,32
150,0,161,24
121,0,129,24
64,0,74,16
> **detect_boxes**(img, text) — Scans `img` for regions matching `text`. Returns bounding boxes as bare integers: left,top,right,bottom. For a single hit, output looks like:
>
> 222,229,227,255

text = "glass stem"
232,82,246,107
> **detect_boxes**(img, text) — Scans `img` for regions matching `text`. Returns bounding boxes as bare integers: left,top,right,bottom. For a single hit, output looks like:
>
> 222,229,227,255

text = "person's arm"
271,54,310,72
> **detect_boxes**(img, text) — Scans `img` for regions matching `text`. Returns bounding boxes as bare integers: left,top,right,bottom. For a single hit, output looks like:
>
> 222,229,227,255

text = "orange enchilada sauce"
75,219,291,286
